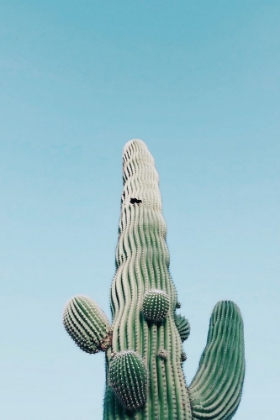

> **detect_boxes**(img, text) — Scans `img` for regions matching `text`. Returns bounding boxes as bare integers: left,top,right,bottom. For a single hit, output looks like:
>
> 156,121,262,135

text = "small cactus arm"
175,314,191,342
63,139,245,420
63,295,112,353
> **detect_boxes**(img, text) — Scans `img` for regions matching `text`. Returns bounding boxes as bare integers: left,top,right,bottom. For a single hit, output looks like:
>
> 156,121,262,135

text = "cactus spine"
63,139,245,420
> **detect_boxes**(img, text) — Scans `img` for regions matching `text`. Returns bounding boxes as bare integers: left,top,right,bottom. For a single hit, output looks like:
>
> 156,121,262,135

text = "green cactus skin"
63,295,111,354
157,349,168,360
63,139,245,420
109,350,148,410
142,289,170,322
175,314,191,342
189,301,245,420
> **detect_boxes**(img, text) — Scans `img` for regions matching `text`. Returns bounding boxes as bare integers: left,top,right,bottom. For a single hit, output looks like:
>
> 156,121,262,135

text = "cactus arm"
175,313,191,342
189,300,245,420
109,351,148,410
63,295,111,354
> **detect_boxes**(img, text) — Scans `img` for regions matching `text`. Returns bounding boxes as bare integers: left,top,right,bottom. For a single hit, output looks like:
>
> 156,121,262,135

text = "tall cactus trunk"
104,140,192,420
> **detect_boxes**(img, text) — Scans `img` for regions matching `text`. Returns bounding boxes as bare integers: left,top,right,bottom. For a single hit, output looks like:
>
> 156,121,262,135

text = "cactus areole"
63,139,245,420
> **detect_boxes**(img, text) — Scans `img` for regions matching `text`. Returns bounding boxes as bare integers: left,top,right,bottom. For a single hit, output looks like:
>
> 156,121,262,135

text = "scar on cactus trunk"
63,139,245,420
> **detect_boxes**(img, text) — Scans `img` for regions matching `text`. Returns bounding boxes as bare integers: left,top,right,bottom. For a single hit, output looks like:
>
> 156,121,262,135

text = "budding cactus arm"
175,314,191,342
63,295,112,353
189,301,245,420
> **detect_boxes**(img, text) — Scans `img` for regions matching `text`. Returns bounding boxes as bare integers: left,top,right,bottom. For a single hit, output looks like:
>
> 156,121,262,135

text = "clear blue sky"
1,1,279,419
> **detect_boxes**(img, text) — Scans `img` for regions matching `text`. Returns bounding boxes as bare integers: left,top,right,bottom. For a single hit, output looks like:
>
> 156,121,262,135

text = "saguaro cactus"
63,139,245,420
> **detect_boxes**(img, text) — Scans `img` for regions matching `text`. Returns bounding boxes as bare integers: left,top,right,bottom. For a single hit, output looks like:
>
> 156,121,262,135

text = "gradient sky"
1,1,279,419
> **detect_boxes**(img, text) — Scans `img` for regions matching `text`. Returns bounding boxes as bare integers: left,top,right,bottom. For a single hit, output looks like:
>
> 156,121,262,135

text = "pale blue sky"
0,1,279,419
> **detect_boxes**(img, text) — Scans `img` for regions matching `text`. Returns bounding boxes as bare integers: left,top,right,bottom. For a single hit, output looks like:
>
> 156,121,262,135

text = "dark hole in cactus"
130,197,142,205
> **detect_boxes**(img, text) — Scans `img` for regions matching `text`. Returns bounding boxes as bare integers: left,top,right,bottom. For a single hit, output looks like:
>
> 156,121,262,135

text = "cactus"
109,350,148,410
142,289,170,322
175,314,191,342
63,295,111,354
189,301,245,420
63,139,245,420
